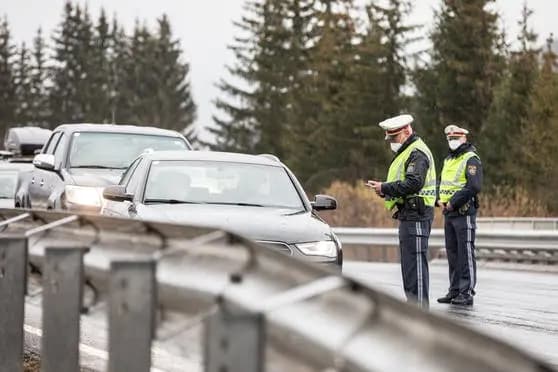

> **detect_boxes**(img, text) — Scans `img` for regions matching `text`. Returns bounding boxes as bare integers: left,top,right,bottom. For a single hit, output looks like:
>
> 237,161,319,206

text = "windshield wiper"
71,165,127,170
144,199,200,204
203,202,265,207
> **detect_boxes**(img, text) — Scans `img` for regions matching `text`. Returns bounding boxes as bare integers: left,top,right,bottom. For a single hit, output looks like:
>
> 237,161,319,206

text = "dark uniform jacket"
441,142,483,217
381,134,434,221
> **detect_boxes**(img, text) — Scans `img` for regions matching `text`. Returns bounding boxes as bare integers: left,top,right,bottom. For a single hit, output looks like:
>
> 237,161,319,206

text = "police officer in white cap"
437,124,482,306
366,114,436,307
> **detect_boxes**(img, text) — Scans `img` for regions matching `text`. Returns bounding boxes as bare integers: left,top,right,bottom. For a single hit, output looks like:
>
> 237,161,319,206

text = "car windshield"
144,160,305,209
0,171,18,198
68,132,188,169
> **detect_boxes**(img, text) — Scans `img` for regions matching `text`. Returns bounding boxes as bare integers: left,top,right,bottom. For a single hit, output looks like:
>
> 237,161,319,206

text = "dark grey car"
101,151,342,268
15,124,191,212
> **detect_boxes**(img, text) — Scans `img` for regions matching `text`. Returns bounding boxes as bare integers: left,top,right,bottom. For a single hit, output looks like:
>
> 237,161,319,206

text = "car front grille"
256,241,293,256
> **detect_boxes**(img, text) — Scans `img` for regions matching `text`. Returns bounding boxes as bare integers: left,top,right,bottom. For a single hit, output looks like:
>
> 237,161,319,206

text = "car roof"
4,127,52,156
139,150,284,167
5,127,52,145
53,123,185,137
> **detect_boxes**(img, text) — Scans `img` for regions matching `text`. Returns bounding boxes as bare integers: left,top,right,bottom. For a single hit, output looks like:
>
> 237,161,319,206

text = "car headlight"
295,240,337,258
65,185,102,208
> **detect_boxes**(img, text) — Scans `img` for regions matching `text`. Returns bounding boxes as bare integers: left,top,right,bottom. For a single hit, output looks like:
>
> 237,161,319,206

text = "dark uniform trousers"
444,214,477,296
399,219,432,306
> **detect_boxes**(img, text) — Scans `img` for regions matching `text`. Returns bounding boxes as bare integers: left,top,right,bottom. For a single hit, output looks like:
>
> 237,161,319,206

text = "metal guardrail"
477,217,558,231
333,227,558,264
0,207,554,372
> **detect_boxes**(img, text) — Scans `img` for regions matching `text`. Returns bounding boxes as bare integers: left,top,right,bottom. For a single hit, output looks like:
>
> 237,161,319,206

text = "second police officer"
437,125,483,306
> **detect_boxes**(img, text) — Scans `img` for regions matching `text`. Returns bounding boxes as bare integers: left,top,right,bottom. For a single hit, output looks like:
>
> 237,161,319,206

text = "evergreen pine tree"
287,0,360,188
481,4,539,186
116,17,196,132
413,0,504,160
107,17,129,124
520,37,558,211
0,16,16,138
183,122,200,148
369,0,415,116
117,21,151,125
344,7,389,179
29,28,51,127
344,0,417,184
89,9,112,122
13,42,33,125
212,0,414,189
50,2,95,125
151,14,197,131
210,1,263,153
50,2,83,125
75,5,95,120
211,0,303,155
250,0,293,157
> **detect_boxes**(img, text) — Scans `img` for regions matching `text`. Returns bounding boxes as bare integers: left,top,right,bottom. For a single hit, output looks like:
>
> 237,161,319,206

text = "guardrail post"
0,235,27,372
108,260,156,372
41,246,89,372
204,302,265,372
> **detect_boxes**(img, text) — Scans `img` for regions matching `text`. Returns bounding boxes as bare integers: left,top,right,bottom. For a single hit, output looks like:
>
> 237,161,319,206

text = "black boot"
450,293,474,306
437,292,457,304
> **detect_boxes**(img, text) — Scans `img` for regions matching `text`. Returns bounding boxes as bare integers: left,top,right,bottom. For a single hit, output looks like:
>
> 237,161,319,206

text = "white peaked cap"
444,124,469,136
379,114,414,132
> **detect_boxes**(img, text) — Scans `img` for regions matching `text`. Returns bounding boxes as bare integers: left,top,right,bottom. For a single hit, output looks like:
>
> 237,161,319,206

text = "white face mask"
448,139,462,151
390,142,402,153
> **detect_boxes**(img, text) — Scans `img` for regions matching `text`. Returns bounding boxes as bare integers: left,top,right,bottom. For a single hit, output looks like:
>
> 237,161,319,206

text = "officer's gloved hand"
437,200,447,214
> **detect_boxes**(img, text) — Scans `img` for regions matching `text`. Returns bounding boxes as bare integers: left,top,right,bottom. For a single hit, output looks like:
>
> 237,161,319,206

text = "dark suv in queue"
101,150,342,268
15,124,191,212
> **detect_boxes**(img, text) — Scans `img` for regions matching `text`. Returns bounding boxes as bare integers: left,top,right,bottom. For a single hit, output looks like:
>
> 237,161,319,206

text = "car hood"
135,204,334,244
68,168,125,187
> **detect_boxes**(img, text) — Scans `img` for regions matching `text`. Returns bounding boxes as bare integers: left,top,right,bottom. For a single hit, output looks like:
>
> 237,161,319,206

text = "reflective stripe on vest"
439,151,479,203
384,138,437,211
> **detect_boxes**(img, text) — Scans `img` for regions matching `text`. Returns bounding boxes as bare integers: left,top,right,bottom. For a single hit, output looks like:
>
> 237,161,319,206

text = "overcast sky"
2,0,557,141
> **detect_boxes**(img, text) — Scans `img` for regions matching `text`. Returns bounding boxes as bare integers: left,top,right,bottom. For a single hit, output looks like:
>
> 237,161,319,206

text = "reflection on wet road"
344,261,558,368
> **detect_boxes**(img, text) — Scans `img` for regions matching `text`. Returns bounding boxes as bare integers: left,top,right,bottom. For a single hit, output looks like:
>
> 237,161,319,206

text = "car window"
125,160,143,195
68,132,188,169
119,158,141,187
53,134,67,167
143,160,304,209
43,132,62,155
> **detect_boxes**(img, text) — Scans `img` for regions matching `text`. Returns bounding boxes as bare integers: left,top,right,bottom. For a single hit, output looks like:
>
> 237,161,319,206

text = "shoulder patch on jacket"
407,162,416,173
467,164,477,175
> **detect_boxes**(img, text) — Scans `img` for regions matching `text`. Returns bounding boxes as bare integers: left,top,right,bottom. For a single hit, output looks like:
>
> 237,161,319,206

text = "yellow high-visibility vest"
384,138,437,210
439,151,479,203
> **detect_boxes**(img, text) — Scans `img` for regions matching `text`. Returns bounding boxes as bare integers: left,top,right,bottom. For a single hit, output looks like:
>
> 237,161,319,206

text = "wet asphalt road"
344,261,558,368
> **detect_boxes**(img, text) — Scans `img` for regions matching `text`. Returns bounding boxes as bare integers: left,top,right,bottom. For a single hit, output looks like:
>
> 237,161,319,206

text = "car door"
29,132,61,209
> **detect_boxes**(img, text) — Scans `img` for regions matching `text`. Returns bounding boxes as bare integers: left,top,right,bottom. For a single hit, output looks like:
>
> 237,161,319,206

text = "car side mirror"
103,185,133,202
33,154,56,171
311,194,337,211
